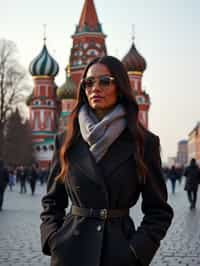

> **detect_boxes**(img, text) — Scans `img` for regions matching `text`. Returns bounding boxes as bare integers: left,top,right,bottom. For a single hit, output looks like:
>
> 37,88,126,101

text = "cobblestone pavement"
0,181,200,266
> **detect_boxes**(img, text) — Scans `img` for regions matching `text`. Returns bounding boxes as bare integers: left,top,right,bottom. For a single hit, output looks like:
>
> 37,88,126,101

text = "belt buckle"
100,209,108,220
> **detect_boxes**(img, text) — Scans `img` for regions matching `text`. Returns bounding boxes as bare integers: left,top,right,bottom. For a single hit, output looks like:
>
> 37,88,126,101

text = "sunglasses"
81,75,115,90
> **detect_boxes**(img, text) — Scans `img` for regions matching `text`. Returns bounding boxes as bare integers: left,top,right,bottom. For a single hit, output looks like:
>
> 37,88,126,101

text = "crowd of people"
0,159,49,211
163,158,200,209
0,157,200,212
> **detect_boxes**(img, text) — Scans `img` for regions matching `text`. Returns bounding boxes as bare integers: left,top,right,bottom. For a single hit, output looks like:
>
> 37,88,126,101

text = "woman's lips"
91,95,104,102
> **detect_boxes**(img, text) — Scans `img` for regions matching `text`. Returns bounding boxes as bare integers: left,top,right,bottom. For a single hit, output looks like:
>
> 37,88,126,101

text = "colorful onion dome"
29,44,59,77
57,65,77,99
122,42,147,73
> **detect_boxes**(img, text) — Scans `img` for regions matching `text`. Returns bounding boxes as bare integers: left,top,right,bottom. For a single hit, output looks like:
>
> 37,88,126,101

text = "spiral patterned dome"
29,44,59,77
122,42,147,73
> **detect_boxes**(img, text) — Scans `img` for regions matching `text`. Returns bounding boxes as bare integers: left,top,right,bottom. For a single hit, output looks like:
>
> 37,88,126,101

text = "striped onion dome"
29,44,59,77
122,42,147,73
57,66,77,99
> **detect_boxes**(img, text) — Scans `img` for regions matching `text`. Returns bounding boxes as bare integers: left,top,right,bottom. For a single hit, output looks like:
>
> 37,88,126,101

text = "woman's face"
84,63,118,119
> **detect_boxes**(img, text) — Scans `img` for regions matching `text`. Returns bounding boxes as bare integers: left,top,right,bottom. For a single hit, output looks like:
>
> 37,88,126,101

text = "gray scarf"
78,104,126,162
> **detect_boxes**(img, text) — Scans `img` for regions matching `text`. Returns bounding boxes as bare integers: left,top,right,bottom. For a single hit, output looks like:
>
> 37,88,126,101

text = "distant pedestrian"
28,164,38,195
39,168,46,185
0,160,9,211
8,168,15,191
168,165,179,194
184,158,200,209
17,166,27,194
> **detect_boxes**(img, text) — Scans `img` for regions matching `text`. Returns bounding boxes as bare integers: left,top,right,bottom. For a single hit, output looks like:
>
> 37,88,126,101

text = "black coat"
40,128,173,266
0,166,9,191
184,165,200,191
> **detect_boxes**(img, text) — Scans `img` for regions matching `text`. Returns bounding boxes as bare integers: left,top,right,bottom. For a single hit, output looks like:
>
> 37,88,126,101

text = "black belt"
70,205,129,220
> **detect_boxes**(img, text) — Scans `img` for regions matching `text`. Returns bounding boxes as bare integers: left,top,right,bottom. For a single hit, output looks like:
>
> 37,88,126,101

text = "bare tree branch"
0,39,31,156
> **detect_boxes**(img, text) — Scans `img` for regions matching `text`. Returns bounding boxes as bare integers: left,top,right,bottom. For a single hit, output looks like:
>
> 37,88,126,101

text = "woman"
40,56,173,266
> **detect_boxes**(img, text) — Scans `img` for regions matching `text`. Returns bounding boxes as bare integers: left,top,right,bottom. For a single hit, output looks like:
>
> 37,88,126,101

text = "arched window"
46,100,52,106
43,146,47,151
36,146,40,152
34,100,41,105
49,145,54,151
86,49,98,56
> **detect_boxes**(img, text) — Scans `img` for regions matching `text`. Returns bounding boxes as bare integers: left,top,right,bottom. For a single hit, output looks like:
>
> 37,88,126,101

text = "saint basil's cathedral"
28,0,150,168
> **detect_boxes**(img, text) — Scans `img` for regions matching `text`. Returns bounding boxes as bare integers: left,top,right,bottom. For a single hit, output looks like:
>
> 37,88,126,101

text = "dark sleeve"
40,134,68,256
129,135,174,266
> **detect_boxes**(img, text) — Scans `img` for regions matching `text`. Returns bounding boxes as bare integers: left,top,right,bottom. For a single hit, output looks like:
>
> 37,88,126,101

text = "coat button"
96,225,102,232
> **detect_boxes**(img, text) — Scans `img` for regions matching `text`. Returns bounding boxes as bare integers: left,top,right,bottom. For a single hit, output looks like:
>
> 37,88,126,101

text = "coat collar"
68,128,135,188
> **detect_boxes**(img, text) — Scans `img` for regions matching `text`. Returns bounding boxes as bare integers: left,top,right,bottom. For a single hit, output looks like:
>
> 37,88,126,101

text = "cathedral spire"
79,0,99,28
75,0,103,34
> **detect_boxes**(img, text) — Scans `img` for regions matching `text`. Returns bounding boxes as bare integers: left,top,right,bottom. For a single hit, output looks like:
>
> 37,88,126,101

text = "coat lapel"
98,128,135,177
68,136,106,188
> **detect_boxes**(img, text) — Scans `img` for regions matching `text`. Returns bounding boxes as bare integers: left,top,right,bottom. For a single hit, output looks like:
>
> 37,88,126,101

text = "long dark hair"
57,56,147,183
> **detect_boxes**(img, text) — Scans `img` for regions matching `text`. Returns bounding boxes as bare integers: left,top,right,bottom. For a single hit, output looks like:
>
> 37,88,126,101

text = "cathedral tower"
122,40,150,128
29,43,59,167
69,0,107,85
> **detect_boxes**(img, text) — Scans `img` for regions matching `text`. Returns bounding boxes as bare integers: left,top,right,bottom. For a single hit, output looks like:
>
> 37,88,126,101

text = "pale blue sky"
1,0,200,162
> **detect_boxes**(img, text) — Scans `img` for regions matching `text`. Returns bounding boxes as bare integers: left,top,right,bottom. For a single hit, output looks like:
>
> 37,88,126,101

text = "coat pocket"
106,221,138,265
49,214,74,252
120,218,139,265
122,236,138,265
127,242,139,265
